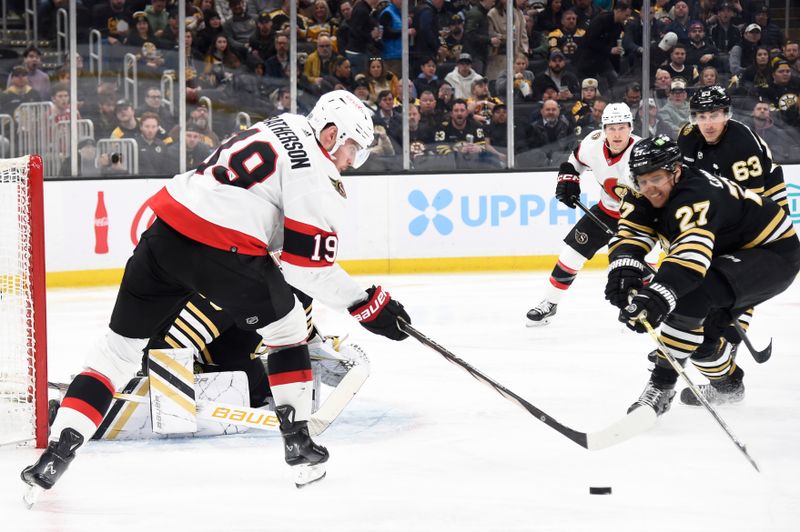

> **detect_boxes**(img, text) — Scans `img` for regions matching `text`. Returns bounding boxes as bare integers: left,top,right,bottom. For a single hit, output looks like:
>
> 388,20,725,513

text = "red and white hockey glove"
555,164,581,208
348,286,410,341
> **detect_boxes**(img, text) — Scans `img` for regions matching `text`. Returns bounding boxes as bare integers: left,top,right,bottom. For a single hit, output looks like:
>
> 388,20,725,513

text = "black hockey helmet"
629,135,682,182
689,85,731,114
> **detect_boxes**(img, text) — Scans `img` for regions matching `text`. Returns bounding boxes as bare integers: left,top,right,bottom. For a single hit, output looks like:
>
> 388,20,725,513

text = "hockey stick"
396,318,657,451
571,196,772,363
639,318,760,472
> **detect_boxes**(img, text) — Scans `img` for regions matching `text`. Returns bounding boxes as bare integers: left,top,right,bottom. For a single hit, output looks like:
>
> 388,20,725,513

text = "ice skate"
680,378,744,406
628,380,675,416
21,428,84,507
275,405,329,488
525,300,557,327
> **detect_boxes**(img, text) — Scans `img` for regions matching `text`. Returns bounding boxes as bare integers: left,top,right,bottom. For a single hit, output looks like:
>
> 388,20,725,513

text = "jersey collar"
603,137,633,165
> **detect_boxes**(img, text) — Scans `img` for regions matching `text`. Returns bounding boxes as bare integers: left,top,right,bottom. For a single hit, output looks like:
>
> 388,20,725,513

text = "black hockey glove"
618,282,677,333
555,164,581,208
605,257,646,309
349,286,410,341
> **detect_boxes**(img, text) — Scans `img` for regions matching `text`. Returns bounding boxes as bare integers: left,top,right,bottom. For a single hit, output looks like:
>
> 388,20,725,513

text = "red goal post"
0,154,48,448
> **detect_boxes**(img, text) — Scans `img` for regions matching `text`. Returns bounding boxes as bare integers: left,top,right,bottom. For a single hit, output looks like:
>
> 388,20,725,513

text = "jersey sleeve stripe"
618,218,657,235
281,250,331,268
661,256,708,275
284,216,330,237
149,187,269,255
742,211,787,249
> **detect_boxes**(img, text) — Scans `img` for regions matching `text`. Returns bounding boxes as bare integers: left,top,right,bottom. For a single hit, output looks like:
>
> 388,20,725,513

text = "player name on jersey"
264,116,311,170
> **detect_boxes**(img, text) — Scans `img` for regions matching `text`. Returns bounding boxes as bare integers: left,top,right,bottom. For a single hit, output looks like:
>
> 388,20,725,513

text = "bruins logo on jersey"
590,131,602,140
657,233,671,251
681,124,694,136
614,184,629,199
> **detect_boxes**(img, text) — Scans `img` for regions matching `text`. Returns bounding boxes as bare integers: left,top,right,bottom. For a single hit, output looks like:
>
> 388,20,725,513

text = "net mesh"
0,155,36,445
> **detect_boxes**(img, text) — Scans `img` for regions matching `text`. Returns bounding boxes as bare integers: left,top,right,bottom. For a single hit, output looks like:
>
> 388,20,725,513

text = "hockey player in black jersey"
673,85,789,404
605,136,800,416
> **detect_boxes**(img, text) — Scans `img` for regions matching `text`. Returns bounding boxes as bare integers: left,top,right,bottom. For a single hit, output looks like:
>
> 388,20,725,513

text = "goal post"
0,155,48,448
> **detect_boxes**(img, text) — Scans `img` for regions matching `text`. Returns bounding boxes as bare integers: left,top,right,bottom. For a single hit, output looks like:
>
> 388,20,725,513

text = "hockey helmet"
690,85,732,117
628,135,682,187
307,90,374,168
601,102,633,127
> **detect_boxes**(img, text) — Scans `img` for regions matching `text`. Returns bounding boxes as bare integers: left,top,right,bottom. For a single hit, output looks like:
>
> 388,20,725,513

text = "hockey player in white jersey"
526,103,642,326
21,90,412,499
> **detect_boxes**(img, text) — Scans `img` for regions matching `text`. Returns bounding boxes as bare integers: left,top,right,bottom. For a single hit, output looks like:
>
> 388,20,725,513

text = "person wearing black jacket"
344,0,381,76
575,1,631,93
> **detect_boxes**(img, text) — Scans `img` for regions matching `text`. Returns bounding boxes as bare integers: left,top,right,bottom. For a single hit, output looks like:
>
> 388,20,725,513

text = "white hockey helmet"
601,102,634,127
307,90,374,169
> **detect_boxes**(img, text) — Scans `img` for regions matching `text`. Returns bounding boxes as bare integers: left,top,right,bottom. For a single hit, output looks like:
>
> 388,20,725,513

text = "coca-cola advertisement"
94,191,109,254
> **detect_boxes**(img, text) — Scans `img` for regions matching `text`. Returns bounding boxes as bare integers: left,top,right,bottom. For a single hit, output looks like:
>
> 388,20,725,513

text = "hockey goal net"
0,155,48,448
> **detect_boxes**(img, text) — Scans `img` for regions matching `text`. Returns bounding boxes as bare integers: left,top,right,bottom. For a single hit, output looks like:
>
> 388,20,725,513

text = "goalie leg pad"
147,348,198,434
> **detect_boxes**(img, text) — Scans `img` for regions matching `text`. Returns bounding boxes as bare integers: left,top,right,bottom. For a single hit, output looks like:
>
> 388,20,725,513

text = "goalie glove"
605,257,646,309
348,286,410,341
619,282,677,333
555,162,580,208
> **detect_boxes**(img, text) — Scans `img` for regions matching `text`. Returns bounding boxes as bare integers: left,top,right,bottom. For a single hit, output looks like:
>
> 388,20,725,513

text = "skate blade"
525,317,553,327
293,463,327,488
23,484,44,509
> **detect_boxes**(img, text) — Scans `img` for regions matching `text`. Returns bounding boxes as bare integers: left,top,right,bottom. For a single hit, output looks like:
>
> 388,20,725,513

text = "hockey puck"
589,487,612,495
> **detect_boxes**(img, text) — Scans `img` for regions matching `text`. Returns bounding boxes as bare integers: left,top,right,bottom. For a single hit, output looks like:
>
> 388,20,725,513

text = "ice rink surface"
2,270,799,532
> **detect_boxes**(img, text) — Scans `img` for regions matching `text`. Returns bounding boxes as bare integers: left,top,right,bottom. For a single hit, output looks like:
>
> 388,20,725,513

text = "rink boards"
41,166,800,287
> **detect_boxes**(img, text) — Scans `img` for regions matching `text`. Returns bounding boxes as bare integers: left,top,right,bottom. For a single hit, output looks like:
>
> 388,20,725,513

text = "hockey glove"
555,164,581,208
618,282,677,333
348,286,410,341
605,257,646,309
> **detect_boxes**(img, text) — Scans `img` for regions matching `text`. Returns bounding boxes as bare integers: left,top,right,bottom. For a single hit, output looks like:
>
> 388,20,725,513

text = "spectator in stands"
697,65,721,88
575,1,631,93
623,83,642,123
248,11,276,61
110,99,139,139
486,0,529,81
437,82,455,114
407,103,433,157
136,112,171,175
570,77,598,124
546,9,584,66
709,2,740,54
202,34,241,87
1,66,41,116
576,94,607,137
412,0,445,70
418,89,443,133
666,0,692,45
366,57,400,104
572,0,595,31
372,89,402,143
443,12,466,63
484,102,511,163
432,98,490,169
352,77,376,112
92,0,134,46
538,0,565,34
735,45,772,97
636,97,674,139
445,53,483,100
413,57,441,98
730,23,762,76
686,20,719,71
659,78,691,134
264,31,290,79
495,53,535,102
181,122,214,169
145,0,169,38
760,57,800,127
753,6,784,49
268,0,309,41
303,32,336,93
653,68,672,107
532,49,579,104
467,78,503,126
747,98,796,161
306,1,339,50
463,0,499,76
528,98,574,164
326,56,355,90
188,102,219,146
158,7,181,49
378,0,405,76
50,83,76,124
344,0,381,76
84,92,118,140
224,0,257,57
663,43,699,87
525,10,550,67
784,41,800,80
6,46,51,100
59,137,102,177
137,86,175,131
195,11,225,57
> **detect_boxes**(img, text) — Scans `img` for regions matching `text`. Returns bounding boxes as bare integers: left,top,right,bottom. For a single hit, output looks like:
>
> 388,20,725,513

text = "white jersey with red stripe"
568,129,640,218
149,112,367,310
